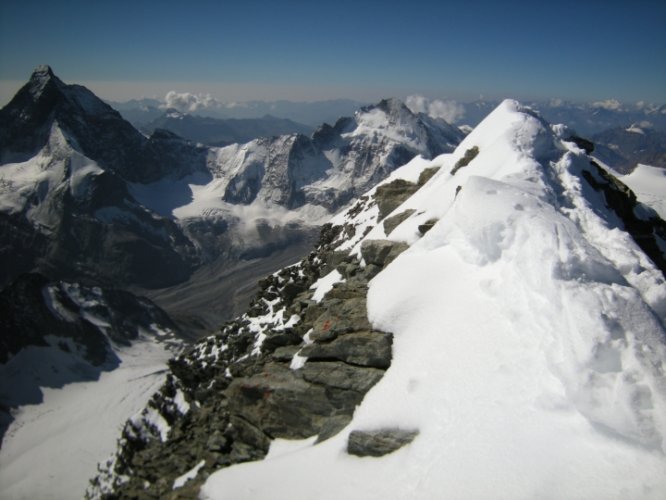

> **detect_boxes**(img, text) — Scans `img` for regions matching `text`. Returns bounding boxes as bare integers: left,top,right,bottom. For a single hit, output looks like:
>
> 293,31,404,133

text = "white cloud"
591,99,623,111
405,95,465,123
405,95,429,115
162,91,222,112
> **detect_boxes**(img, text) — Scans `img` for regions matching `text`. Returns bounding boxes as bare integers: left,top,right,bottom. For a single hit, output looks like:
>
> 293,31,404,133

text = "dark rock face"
565,135,595,154
374,179,421,220
300,331,392,369
417,166,441,186
0,272,180,364
383,209,416,236
418,218,438,235
88,220,411,498
0,66,207,183
0,273,107,365
361,239,410,268
347,428,419,457
451,145,480,175
226,363,339,439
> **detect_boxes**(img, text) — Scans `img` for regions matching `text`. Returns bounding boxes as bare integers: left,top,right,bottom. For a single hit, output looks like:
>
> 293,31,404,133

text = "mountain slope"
201,100,666,500
619,163,666,219
90,100,666,499
133,97,464,218
0,66,204,288
592,125,666,173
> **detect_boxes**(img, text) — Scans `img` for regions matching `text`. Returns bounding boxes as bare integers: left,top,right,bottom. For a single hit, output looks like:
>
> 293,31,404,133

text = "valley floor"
143,230,320,338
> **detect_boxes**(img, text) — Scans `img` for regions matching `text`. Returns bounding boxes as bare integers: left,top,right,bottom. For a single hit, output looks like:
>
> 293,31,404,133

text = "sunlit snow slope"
0,342,171,500
202,100,666,500
620,163,666,219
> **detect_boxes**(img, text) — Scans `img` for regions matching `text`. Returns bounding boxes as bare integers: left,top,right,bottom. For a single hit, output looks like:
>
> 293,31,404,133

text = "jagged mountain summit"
0,66,205,288
133,96,463,216
88,100,666,499
0,66,463,330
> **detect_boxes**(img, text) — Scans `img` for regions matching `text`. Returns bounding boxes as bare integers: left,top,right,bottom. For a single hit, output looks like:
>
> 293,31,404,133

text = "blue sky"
1,0,665,104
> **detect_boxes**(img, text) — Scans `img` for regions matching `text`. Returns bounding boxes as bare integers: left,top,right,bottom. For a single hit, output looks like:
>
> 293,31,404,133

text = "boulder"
226,363,336,439
417,166,441,186
310,298,372,342
374,179,420,219
383,209,416,236
300,331,392,369
417,218,438,235
347,428,419,457
301,361,385,393
360,239,409,268
451,145,479,175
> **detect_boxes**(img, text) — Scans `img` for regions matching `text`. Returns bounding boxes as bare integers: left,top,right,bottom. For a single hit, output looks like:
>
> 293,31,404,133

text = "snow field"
0,341,172,500
620,163,666,219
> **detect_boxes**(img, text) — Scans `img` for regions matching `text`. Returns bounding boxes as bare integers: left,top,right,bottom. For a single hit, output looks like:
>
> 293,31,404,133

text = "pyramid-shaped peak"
25,64,65,99
31,65,56,79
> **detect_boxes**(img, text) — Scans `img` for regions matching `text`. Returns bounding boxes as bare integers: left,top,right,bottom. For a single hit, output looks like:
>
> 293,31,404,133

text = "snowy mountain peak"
30,64,56,81
369,97,411,116
356,97,417,125
26,64,61,96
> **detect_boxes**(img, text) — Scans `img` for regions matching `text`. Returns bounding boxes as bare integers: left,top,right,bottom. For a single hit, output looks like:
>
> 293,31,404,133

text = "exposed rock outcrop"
347,428,419,457
88,219,409,498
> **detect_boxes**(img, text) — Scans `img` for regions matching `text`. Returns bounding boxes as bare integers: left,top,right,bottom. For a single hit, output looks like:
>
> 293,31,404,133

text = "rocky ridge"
86,160,443,499
89,99,666,498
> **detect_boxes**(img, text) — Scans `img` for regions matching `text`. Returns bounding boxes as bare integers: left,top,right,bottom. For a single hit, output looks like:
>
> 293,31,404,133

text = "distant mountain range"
140,110,313,147
112,95,666,137
109,97,365,129
0,66,463,332
591,125,666,173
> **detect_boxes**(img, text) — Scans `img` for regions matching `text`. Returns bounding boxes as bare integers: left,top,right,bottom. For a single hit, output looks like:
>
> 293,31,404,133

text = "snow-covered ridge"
200,99,666,499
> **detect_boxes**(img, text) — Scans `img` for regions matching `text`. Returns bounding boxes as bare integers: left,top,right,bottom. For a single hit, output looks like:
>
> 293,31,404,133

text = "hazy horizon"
1,0,665,108
1,70,664,111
